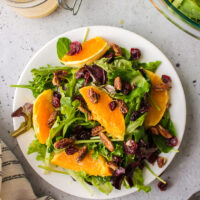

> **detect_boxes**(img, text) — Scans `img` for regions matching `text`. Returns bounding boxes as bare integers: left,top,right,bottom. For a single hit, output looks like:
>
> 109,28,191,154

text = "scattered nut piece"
47,111,58,128
76,146,88,162
157,156,167,168
114,77,122,91
54,138,74,149
149,126,159,135
88,88,100,104
152,83,171,92
117,99,128,114
99,132,114,152
111,43,122,57
157,125,173,139
108,161,118,171
78,106,93,120
52,70,68,86
91,126,105,136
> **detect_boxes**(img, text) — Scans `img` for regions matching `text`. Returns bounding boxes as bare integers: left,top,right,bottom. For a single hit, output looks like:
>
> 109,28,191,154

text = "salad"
11,31,178,195
169,0,200,24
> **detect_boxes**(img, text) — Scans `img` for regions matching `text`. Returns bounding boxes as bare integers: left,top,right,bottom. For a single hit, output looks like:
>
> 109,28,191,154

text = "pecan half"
157,156,167,168
149,126,159,135
114,77,122,91
152,83,171,92
54,138,74,149
47,111,58,128
157,125,172,139
76,146,88,162
78,106,93,120
111,43,122,57
117,99,128,114
99,132,114,152
52,70,68,86
108,161,118,171
91,126,105,136
88,88,100,104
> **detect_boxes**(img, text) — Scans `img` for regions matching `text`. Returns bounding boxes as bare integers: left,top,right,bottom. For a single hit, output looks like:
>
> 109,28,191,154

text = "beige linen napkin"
0,140,54,200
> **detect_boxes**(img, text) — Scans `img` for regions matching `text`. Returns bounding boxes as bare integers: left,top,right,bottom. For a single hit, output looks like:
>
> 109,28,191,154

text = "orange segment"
33,89,55,144
61,37,109,67
144,70,169,128
51,151,112,176
79,86,125,140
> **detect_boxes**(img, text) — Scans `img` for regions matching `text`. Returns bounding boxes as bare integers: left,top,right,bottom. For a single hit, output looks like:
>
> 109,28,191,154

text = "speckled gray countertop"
0,0,200,200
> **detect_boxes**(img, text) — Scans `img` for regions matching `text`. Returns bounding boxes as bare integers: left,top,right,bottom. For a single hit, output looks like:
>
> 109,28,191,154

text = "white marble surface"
0,1,200,200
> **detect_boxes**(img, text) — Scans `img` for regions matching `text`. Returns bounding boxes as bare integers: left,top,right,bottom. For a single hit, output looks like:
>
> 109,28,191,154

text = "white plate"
13,26,186,199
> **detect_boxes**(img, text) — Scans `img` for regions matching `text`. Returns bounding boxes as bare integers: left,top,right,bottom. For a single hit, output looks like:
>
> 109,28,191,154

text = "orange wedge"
79,86,125,140
61,37,109,67
51,151,112,176
144,70,169,128
33,89,55,144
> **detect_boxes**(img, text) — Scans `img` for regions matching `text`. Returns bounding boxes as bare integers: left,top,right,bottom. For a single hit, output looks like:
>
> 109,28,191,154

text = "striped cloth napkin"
0,140,54,200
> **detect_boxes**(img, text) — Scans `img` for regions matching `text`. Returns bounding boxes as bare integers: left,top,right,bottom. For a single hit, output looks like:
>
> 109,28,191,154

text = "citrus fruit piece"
79,86,125,140
144,70,169,128
51,151,112,176
33,89,55,144
61,37,109,67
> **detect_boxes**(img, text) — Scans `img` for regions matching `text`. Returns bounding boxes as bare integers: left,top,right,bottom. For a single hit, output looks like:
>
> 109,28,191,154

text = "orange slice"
51,151,112,176
33,89,55,144
61,37,109,67
79,86,125,140
144,70,169,128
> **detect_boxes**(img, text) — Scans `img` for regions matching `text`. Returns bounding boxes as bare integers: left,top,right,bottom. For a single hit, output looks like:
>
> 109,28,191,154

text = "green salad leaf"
57,37,71,59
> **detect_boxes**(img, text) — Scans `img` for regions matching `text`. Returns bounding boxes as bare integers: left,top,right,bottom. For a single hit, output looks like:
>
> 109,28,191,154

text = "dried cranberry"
147,151,159,164
84,72,91,86
65,146,78,155
166,137,178,147
67,41,82,56
105,52,115,63
162,75,172,84
130,111,140,121
74,125,91,140
122,82,131,95
109,101,117,111
52,96,60,108
130,48,141,60
139,100,150,114
158,181,168,191
124,140,138,155
139,68,146,78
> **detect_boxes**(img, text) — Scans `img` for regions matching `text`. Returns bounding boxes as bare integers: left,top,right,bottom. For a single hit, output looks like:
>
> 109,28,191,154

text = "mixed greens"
11,34,178,195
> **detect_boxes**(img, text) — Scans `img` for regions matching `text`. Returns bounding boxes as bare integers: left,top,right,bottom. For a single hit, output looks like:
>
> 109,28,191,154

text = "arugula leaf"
57,37,71,59
133,167,151,193
142,61,161,72
121,47,131,60
126,114,147,136
27,139,47,162
11,65,73,98
86,176,113,195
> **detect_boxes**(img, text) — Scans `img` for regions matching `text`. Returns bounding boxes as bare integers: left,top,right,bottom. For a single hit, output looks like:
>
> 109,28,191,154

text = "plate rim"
12,25,187,199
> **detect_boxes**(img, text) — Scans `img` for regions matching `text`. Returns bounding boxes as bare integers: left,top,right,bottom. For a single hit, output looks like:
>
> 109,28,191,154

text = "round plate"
13,26,186,199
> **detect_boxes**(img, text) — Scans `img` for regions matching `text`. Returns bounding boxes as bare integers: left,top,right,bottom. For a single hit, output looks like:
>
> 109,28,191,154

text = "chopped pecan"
88,88,100,104
157,125,172,139
54,138,74,149
149,126,159,135
78,106,93,120
91,126,105,136
52,70,68,86
117,99,128,114
152,83,171,92
108,161,118,171
99,132,114,152
111,43,122,57
47,111,58,128
157,156,167,168
114,77,122,91
76,146,88,162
